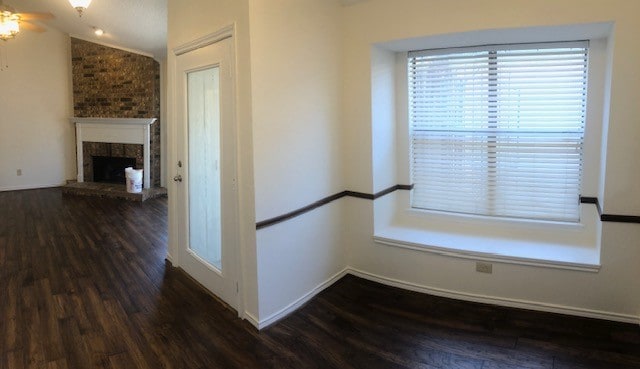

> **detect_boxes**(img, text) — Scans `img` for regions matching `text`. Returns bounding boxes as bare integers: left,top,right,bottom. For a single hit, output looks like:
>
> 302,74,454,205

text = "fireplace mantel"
70,117,157,189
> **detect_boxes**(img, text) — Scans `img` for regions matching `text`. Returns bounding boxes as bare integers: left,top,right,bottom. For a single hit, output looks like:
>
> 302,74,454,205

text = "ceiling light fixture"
94,27,103,36
0,11,19,41
69,0,91,17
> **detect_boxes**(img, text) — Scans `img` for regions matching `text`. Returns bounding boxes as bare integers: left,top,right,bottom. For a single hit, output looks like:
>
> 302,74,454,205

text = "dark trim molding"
580,196,640,224
374,184,414,199
580,196,601,216
344,184,415,201
600,214,640,223
256,191,347,230
343,190,372,200
579,196,598,204
257,190,639,230
256,184,413,230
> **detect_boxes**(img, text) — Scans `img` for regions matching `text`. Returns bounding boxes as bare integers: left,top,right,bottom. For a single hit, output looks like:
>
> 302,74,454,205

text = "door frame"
167,24,245,316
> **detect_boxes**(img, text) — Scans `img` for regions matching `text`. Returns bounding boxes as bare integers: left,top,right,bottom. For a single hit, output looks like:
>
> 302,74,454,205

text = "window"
408,42,588,223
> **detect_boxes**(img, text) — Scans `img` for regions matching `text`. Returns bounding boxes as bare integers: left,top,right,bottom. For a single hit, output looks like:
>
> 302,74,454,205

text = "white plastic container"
125,167,143,193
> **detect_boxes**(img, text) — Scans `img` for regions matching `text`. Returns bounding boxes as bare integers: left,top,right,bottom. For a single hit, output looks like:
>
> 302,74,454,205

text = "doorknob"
173,175,183,182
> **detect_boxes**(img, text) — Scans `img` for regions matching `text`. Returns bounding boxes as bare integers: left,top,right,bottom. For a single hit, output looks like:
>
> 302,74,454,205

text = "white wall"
249,0,346,323
370,46,397,192
342,0,640,321
167,0,640,327
167,0,346,326
0,29,74,191
256,201,345,326
250,0,343,220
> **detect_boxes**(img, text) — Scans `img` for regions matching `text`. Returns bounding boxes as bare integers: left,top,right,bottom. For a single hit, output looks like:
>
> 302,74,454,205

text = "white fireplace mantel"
70,117,157,189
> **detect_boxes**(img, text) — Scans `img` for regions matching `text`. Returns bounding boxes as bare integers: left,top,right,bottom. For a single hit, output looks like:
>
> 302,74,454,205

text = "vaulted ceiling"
5,0,167,59
4,0,372,60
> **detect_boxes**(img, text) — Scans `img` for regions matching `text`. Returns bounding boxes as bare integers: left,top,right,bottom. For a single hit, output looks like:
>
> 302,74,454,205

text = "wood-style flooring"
1,188,639,369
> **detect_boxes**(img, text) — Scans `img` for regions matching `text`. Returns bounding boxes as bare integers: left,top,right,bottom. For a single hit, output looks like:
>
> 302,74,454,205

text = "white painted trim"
76,123,84,183
70,117,157,125
244,312,260,329
159,60,168,188
347,268,639,325
248,265,637,329
0,183,64,192
69,34,155,59
374,236,601,273
71,117,157,189
173,25,234,56
256,268,349,329
143,124,151,189
170,26,247,319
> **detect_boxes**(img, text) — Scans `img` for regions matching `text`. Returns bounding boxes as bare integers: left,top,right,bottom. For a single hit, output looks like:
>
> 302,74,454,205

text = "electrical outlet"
16,169,22,176
476,261,493,274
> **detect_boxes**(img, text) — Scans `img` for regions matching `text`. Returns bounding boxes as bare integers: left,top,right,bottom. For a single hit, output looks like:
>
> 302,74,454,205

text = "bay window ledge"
373,225,601,272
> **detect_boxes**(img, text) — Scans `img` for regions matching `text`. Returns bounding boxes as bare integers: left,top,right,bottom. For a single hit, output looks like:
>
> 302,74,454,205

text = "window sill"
373,225,601,272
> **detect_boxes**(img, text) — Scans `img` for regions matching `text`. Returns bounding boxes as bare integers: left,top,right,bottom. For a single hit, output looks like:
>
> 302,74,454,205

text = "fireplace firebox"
92,156,136,184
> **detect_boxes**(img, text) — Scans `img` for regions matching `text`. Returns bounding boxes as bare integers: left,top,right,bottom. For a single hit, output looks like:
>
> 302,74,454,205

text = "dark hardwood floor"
1,188,639,369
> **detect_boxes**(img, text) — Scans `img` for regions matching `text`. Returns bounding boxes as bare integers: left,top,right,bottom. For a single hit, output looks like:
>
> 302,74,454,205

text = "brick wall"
71,38,161,187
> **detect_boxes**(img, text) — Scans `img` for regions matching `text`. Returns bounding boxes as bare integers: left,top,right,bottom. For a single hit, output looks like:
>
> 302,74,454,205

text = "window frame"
370,26,611,270
406,41,589,223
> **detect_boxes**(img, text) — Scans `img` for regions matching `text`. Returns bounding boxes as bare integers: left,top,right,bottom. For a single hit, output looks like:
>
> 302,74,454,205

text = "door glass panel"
187,66,222,271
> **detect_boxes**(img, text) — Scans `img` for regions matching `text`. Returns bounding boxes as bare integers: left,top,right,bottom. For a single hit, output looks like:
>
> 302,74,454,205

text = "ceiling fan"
0,1,53,41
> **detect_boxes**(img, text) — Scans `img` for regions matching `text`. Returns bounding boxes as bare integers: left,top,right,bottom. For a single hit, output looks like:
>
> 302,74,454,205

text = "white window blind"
408,42,588,222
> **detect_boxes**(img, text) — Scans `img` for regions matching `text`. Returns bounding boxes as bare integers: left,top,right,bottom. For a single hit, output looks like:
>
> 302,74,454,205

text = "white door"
174,37,239,310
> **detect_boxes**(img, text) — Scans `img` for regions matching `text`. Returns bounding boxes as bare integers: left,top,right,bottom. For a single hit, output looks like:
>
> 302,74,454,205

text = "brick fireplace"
71,38,161,188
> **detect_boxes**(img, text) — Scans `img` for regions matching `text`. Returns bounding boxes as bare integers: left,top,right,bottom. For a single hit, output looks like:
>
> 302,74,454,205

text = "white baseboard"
243,312,260,329
255,268,349,329
248,266,638,330
0,183,63,192
347,268,639,325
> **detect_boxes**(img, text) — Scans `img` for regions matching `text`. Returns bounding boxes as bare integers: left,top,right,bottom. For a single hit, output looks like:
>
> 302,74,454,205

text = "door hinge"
236,282,239,293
